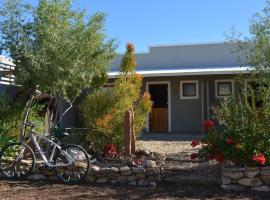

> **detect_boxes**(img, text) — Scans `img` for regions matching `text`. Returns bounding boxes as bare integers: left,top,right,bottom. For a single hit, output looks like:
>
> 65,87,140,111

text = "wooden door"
150,108,168,132
148,84,168,132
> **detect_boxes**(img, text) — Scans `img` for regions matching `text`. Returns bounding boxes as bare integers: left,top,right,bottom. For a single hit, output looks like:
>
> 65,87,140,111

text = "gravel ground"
137,134,220,185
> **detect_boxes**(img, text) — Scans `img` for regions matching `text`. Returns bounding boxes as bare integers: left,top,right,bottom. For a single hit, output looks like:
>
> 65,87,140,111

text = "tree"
0,0,116,130
82,43,152,153
249,1,270,81
0,0,116,98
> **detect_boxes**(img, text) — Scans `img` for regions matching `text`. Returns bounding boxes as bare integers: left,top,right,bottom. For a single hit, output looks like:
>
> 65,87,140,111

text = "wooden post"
130,108,136,154
124,109,132,155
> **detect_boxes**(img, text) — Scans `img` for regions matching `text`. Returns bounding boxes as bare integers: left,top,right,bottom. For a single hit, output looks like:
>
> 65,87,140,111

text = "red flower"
190,153,198,160
104,144,118,157
226,138,234,145
191,139,200,147
253,153,266,165
214,154,224,162
203,120,214,133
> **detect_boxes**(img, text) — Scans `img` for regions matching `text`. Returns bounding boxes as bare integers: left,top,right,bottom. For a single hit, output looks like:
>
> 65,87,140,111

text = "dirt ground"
0,179,270,200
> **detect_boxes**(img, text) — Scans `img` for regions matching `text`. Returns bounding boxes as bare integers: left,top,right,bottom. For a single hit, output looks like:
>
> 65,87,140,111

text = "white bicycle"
0,89,90,183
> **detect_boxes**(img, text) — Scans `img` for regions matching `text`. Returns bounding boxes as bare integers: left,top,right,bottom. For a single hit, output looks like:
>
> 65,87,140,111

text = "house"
0,56,15,92
109,42,251,134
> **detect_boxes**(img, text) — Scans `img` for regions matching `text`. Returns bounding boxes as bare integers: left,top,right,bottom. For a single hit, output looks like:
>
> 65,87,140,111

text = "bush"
0,90,43,148
192,84,270,166
81,43,152,152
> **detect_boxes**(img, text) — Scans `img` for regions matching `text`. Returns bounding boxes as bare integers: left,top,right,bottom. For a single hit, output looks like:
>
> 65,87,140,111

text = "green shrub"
193,84,270,166
0,91,43,148
81,44,152,152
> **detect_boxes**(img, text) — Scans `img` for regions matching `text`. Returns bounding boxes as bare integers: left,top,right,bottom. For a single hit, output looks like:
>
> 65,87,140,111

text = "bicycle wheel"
0,143,36,179
54,144,90,183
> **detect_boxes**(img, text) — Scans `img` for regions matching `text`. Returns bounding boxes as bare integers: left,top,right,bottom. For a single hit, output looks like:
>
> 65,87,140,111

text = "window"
215,79,234,98
180,80,199,99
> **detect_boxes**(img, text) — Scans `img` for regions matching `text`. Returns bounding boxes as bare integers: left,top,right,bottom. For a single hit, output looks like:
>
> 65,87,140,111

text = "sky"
22,0,266,53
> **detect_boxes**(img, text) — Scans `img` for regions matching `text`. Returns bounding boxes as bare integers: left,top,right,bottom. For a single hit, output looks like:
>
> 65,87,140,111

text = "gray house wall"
143,74,246,134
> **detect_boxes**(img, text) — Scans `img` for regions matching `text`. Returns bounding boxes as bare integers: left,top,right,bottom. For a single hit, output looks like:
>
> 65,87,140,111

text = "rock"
146,168,157,176
119,166,130,172
121,171,132,176
86,175,96,183
238,178,263,187
149,181,157,187
244,170,259,178
100,167,110,174
132,167,145,174
127,175,136,182
90,165,100,172
260,175,270,184
142,149,151,155
221,176,231,185
27,174,46,181
221,184,246,191
145,160,157,168
110,167,119,173
96,177,109,183
138,179,149,186
128,181,137,186
117,176,126,183
260,170,270,176
251,185,270,192
222,172,244,179
222,167,245,172
136,173,145,179
110,180,118,184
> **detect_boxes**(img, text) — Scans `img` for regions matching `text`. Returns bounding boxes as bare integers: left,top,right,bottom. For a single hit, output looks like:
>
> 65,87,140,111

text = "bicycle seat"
51,127,69,138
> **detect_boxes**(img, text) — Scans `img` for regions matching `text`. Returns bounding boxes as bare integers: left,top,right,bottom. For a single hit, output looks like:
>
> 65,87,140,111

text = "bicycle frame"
26,130,74,168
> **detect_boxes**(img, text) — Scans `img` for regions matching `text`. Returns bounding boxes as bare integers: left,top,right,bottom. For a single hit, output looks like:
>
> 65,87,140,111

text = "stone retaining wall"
28,159,162,187
221,166,270,192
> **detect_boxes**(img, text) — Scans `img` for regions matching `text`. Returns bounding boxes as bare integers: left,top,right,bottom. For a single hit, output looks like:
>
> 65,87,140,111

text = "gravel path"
137,134,220,184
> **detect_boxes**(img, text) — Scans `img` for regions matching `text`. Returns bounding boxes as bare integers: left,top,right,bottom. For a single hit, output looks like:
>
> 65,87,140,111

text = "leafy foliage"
194,85,270,166
0,0,116,98
82,43,152,152
0,90,43,148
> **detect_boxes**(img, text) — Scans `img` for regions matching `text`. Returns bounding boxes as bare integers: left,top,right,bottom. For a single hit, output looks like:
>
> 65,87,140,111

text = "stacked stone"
86,160,161,187
221,166,270,192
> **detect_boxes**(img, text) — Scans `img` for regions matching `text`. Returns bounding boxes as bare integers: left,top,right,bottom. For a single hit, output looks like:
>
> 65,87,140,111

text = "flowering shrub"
104,143,118,157
191,86,270,166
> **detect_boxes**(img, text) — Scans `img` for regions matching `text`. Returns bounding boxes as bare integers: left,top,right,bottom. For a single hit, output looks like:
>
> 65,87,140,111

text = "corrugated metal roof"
108,66,252,78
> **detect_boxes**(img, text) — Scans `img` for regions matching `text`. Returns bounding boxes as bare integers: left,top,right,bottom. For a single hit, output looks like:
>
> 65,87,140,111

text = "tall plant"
82,43,152,152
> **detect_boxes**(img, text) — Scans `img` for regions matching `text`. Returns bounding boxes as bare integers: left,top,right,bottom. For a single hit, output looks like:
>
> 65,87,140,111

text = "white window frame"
180,80,199,99
215,79,235,98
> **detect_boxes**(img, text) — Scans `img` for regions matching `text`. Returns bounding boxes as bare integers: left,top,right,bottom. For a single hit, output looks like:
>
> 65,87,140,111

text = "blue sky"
23,0,266,53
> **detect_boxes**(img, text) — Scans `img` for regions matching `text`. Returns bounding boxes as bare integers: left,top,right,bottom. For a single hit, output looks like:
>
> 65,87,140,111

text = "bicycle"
0,89,90,183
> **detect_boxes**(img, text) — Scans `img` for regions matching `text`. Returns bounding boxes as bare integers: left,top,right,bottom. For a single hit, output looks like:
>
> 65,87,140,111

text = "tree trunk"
124,109,132,155
130,107,136,154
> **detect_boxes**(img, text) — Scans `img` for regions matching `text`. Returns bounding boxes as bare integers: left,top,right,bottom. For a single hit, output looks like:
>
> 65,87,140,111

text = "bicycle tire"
0,142,36,179
54,144,90,183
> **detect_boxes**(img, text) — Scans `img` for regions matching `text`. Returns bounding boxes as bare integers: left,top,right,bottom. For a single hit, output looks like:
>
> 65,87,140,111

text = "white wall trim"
180,80,199,99
146,81,171,133
215,79,235,98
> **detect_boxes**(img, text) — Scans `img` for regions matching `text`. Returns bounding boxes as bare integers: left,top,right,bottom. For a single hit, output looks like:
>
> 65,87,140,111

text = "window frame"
215,79,234,98
180,80,199,99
